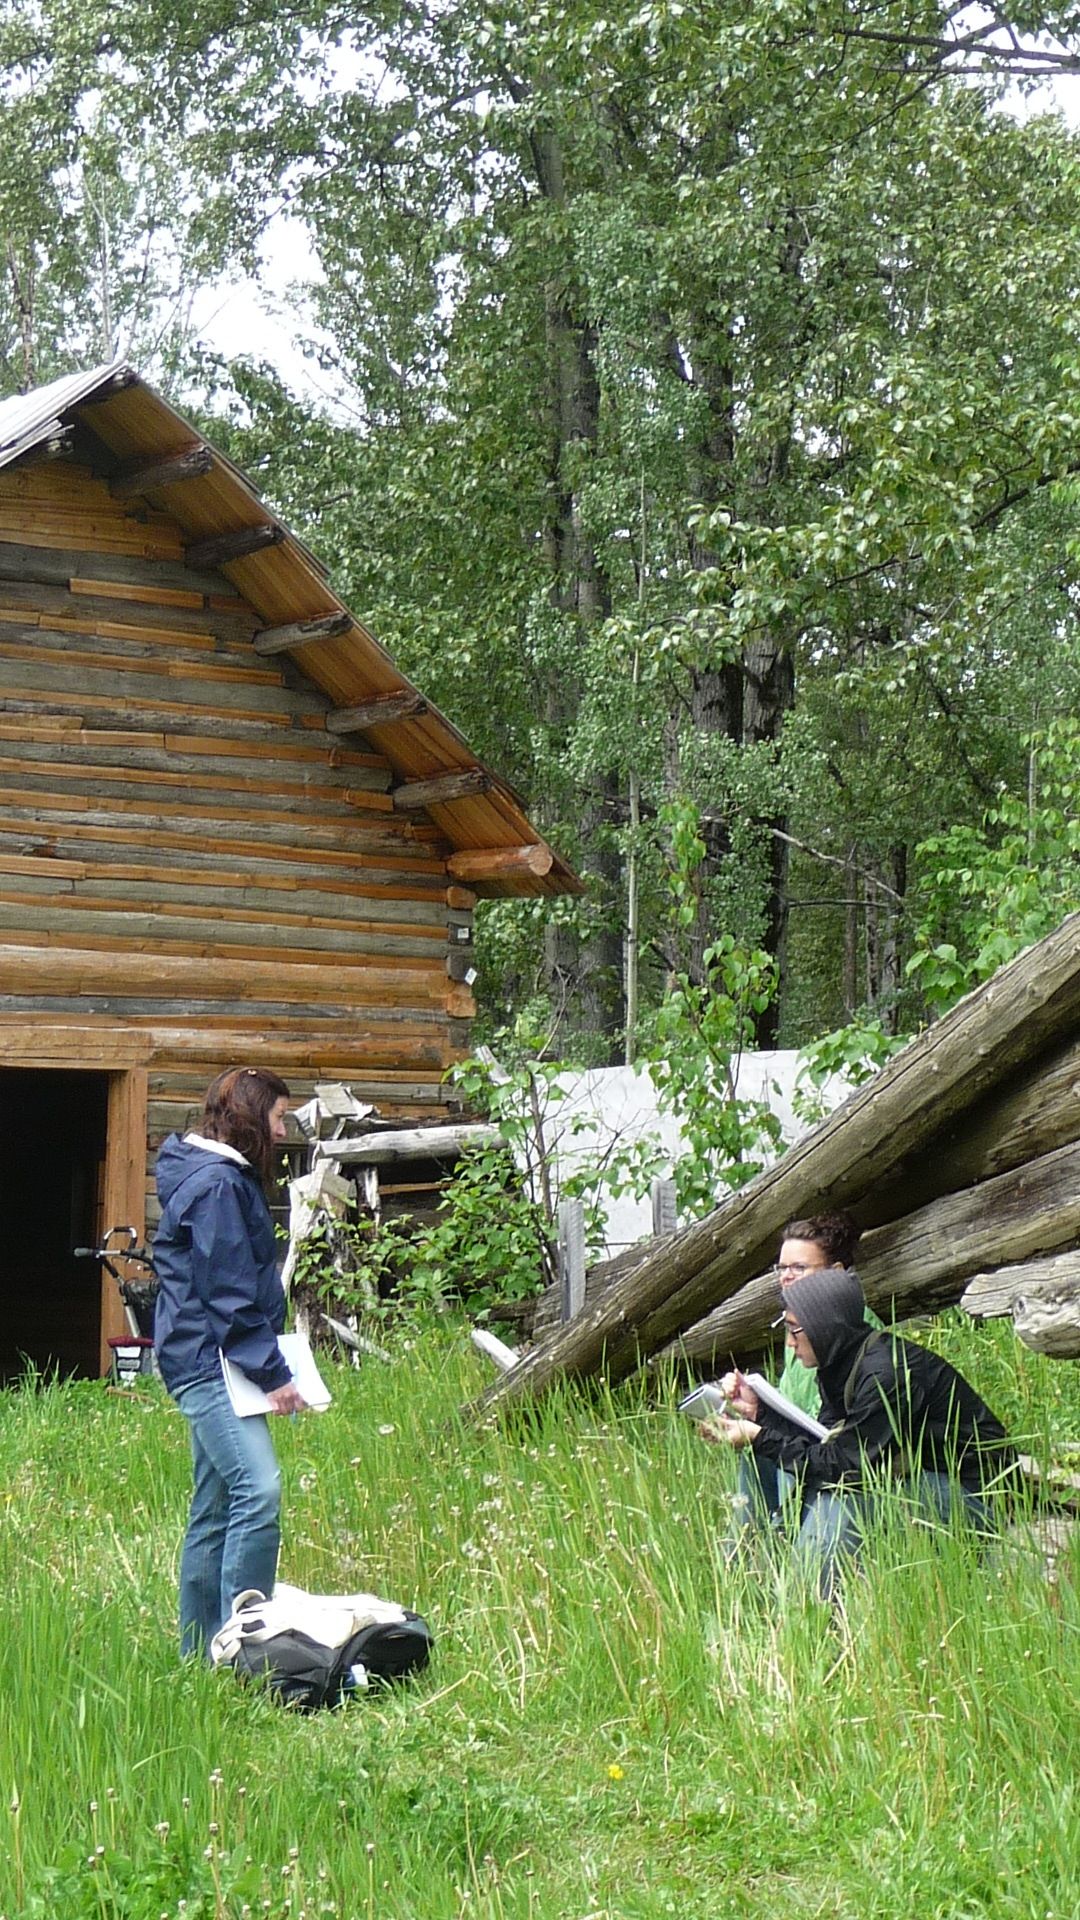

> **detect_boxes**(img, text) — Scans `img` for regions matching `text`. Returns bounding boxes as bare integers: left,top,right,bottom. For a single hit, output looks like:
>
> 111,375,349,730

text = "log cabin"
0,363,580,1381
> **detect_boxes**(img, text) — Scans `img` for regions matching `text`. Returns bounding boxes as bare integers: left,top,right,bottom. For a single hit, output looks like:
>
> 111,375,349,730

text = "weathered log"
253,612,352,655
315,1121,499,1163
327,691,427,734
676,1139,1080,1370
447,845,553,882
393,769,491,811
184,524,283,571
962,1251,1080,1357
109,448,213,498
472,913,1080,1410
665,1027,1080,1362
852,1029,1080,1230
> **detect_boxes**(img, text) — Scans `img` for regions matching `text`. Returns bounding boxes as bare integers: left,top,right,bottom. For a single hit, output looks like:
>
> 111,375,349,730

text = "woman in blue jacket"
153,1067,306,1656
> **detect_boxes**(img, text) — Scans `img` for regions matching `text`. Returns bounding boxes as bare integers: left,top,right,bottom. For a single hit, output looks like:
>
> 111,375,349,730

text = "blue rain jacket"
152,1134,291,1395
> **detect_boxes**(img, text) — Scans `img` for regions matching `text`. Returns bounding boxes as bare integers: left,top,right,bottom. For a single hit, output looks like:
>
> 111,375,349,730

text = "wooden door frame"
0,1041,148,1373
99,1067,150,1370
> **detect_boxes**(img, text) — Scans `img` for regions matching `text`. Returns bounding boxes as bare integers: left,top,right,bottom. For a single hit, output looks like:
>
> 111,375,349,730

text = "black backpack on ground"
210,1584,433,1711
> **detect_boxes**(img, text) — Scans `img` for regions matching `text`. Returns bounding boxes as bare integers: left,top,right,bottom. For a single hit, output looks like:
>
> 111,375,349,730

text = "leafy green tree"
9,0,1080,1057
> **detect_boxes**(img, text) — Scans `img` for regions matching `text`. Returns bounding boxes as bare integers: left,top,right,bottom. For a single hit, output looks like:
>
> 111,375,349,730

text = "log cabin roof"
0,364,582,900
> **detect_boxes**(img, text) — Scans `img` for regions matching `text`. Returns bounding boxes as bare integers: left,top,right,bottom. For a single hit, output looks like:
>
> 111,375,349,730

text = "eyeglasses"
777,1260,817,1276
770,1314,806,1338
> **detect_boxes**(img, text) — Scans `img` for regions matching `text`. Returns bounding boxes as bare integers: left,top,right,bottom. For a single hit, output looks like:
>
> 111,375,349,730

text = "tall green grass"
0,1317,1077,1918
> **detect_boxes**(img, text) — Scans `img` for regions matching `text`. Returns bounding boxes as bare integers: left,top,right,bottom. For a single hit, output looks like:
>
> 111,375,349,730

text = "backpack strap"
842,1330,887,1413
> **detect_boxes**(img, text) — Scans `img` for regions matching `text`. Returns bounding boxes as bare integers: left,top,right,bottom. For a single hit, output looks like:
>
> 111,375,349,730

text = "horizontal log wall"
0,459,475,1229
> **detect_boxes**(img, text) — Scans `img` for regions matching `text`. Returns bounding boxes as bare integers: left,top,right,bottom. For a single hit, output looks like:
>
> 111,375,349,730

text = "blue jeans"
795,1473,994,1604
174,1376,282,1658
730,1452,797,1539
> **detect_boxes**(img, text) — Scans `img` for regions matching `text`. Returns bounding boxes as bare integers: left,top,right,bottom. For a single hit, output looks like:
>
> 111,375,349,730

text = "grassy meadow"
1,1315,1078,1919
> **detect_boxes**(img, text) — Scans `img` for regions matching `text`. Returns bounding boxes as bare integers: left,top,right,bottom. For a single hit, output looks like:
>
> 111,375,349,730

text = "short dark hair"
202,1067,290,1188
782,1210,861,1269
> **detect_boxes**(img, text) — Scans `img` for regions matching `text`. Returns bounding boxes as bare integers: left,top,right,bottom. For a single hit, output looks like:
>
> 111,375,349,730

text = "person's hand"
265,1382,307,1415
721,1369,760,1421
699,1414,761,1449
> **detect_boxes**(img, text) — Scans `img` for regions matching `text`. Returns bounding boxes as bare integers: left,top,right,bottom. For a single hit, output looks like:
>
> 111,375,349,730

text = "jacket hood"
155,1132,250,1207
783,1265,868,1373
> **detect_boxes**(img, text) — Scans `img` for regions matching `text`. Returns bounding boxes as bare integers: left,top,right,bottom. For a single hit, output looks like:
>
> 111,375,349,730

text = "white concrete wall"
534,1053,848,1260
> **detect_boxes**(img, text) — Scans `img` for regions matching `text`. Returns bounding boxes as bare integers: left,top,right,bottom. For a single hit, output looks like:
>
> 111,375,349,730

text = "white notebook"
678,1374,829,1441
220,1331,332,1416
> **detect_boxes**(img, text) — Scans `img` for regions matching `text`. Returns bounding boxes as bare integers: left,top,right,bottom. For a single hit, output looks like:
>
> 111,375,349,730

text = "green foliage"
401,1147,554,1317
793,1018,910,1124
907,719,1080,1013
628,799,784,1214
2,1326,1080,1916
9,0,1080,1046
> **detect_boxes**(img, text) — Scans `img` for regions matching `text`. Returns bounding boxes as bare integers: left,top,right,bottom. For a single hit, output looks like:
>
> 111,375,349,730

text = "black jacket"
751,1327,1016,1499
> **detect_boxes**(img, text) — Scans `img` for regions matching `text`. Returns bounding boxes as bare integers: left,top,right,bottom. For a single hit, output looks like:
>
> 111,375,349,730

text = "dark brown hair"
201,1067,290,1188
782,1210,861,1270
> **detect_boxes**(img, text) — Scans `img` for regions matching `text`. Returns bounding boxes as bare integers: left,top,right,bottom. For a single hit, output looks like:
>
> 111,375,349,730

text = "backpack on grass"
210,1582,433,1710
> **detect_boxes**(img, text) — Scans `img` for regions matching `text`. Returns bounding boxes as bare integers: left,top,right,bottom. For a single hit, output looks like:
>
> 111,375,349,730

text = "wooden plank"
327,691,427,735
0,797,448,870
253,612,352,655
0,648,327,714
0,628,286,683
0,1021,452,1070
0,681,294,730
72,578,207,610
0,774,442,844
0,850,450,919
0,994,451,1026
446,886,478,910
99,1068,149,1369
0,925,457,973
0,723,390,780
559,1199,586,1321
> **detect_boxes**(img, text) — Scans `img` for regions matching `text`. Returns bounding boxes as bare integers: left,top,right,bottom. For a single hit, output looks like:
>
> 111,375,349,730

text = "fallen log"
532,1024,1080,1348
677,1137,1080,1370
471,914,1080,1412
314,1121,500,1164
962,1251,1080,1358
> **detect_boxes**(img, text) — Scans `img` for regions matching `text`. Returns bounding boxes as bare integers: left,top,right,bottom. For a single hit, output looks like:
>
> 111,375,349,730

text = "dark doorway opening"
0,1069,110,1383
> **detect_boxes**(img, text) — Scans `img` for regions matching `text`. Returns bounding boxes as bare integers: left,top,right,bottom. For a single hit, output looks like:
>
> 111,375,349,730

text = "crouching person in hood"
708,1266,1017,1602
153,1067,307,1657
